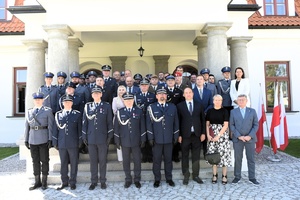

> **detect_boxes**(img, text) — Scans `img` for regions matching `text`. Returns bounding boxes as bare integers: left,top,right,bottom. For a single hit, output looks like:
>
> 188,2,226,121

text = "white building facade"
0,0,299,147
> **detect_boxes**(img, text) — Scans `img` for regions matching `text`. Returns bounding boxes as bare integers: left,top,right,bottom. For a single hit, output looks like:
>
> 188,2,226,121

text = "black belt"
30,126,48,130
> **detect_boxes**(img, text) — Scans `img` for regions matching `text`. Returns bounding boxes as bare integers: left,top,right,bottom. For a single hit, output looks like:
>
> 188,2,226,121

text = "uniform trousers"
152,143,173,181
88,144,108,184
233,140,256,179
181,134,201,178
30,143,49,176
58,147,79,185
122,146,141,182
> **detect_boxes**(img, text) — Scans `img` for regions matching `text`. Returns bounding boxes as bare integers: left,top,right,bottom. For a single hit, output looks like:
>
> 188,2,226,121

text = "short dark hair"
234,67,245,79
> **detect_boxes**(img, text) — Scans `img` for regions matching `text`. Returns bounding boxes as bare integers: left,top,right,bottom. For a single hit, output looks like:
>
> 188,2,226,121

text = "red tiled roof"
0,0,24,34
248,0,300,27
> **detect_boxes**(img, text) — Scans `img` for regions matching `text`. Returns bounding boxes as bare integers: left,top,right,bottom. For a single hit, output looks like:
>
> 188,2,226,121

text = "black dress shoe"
166,180,175,187
183,178,189,185
134,181,141,188
101,183,107,189
153,181,160,188
193,177,204,184
89,183,97,190
57,184,68,190
70,184,76,190
124,181,132,188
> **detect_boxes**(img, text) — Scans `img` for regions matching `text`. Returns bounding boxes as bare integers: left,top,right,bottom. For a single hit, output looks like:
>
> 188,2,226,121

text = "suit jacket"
193,87,213,113
126,85,140,95
24,106,54,145
229,107,259,143
230,78,250,108
104,76,118,98
82,102,113,145
146,102,179,144
52,109,82,148
38,85,59,113
177,101,206,138
114,106,146,148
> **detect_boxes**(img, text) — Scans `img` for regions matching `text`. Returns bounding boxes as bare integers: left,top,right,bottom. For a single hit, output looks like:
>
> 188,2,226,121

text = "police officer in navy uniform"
146,87,179,188
79,73,86,86
57,71,67,98
53,95,82,190
70,71,90,105
87,71,98,88
134,78,156,163
59,82,85,114
217,66,233,115
38,72,59,114
133,73,143,86
114,93,146,188
102,65,118,98
200,68,217,97
165,75,184,162
24,92,54,190
82,86,113,190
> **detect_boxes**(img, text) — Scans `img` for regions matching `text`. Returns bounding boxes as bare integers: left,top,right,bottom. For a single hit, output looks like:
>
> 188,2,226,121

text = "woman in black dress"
206,94,231,184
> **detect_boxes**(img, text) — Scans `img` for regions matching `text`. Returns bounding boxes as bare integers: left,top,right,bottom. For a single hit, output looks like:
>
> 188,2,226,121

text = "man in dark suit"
230,94,259,185
24,92,54,190
125,76,140,95
82,86,113,190
114,93,146,189
177,87,206,185
52,95,82,190
95,76,114,104
193,75,213,113
146,87,179,188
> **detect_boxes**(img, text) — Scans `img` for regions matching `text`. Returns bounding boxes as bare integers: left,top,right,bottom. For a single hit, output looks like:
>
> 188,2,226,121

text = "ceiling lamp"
138,30,145,57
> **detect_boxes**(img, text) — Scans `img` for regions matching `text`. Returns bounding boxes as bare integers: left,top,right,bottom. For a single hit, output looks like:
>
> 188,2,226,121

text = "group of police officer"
24,64,233,190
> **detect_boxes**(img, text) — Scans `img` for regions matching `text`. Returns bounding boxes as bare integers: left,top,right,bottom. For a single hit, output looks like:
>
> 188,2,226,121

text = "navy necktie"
189,102,193,115
35,108,39,114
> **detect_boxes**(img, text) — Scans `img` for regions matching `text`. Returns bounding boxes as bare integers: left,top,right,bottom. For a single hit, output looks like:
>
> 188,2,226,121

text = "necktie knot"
66,111,69,115
47,86,50,91
161,104,164,108
35,108,39,114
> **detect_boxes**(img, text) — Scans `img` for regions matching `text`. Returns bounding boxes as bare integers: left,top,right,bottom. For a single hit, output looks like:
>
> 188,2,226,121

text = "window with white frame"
265,61,290,112
0,0,6,20
14,67,27,116
264,0,288,16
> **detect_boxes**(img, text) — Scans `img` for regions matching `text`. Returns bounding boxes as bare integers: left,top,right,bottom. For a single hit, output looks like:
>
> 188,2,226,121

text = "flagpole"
265,81,281,162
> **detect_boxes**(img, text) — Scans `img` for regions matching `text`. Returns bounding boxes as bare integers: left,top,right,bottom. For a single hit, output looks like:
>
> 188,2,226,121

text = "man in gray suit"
230,94,259,185
24,92,54,190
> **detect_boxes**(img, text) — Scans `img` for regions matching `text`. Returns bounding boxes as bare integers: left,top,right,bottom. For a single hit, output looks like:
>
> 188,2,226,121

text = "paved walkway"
0,147,299,200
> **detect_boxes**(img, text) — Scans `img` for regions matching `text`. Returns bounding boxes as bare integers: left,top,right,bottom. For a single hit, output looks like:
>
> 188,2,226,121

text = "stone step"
47,168,234,184
53,160,211,172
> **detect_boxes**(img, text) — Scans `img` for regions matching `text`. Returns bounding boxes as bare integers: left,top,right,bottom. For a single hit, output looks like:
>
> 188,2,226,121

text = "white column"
228,36,253,78
22,39,48,110
192,36,208,74
43,24,74,82
68,37,84,76
201,22,232,81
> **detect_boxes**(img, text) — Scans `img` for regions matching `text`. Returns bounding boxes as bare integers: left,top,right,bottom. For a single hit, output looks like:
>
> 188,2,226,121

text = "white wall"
248,29,300,137
0,36,27,143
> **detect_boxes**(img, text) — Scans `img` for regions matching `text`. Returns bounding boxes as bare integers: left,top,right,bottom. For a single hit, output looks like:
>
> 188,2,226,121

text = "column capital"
68,37,84,48
109,56,128,63
153,55,170,62
192,36,207,47
22,39,48,48
201,22,232,35
228,36,253,45
43,24,74,37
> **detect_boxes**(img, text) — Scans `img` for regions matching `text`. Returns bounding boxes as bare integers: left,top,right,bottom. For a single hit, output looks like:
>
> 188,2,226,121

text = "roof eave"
249,25,300,29
228,4,261,12
7,5,46,14
0,31,25,35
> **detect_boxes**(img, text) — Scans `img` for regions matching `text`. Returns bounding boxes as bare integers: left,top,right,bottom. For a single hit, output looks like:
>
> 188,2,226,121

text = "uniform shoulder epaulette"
52,85,57,88
56,110,63,114
28,108,34,111
44,106,52,111
40,85,45,88
73,110,81,114
104,102,110,105
86,102,93,105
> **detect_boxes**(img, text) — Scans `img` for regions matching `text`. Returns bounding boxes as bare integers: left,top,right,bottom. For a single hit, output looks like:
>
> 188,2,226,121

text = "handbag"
206,152,221,165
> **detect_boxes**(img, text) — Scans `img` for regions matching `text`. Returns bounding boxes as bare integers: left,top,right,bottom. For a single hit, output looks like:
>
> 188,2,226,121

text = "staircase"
44,145,234,184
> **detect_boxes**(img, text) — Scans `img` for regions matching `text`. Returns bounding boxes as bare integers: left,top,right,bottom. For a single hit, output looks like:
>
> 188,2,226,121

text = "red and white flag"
255,88,266,153
270,82,289,153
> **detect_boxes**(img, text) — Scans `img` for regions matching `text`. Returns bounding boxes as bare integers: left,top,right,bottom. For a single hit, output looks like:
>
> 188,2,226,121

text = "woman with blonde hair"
112,85,126,161
206,94,231,184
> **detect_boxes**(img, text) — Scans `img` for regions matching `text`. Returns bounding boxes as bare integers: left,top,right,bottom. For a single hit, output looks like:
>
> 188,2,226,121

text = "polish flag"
255,88,266,153
270,82,289,154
